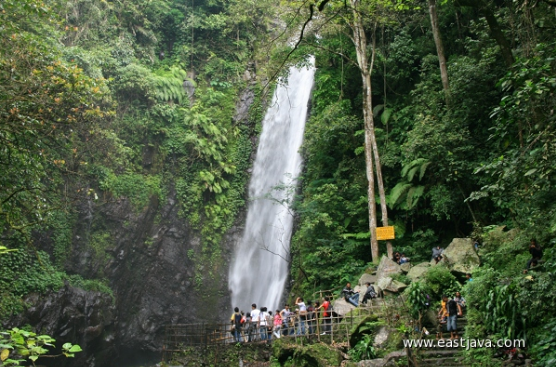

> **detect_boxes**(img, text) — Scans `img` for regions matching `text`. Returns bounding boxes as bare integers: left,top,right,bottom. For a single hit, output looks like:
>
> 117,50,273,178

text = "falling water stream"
228,59,315,312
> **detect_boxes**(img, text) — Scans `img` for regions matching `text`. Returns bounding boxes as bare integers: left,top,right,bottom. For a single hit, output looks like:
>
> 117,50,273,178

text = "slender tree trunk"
349,0,387,262
368,27,393,259
482,9,514,67
428,0,451,104
455,0,514,67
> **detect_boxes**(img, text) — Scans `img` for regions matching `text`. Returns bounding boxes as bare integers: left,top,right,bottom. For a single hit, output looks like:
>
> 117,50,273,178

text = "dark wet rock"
5,285,116,367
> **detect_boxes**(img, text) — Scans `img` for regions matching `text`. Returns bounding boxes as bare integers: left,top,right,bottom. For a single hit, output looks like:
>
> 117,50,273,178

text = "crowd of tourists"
229,283,379,343
229,296,333,343
230,239,541,344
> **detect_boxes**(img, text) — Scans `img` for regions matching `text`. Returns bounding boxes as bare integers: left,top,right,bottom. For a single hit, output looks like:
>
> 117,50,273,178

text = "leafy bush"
391,273,411,285
0,250,65,318
348,334,376,362
405,281,430,320
423,266,460,299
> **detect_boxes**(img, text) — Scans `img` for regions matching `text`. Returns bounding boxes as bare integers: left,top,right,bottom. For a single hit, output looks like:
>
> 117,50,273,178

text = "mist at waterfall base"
228,61,315,313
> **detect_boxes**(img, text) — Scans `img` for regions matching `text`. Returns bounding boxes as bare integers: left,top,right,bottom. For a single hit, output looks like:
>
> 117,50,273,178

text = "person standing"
295,297,307,335
257,307,269,342
250,303,260,341
317,296,332,334
453,291,466,310
306,301,316,334
446,295,463,339
273,309,282,338
526,239,543,270
280,304,292,336
436,295,448,340
230,307,243,342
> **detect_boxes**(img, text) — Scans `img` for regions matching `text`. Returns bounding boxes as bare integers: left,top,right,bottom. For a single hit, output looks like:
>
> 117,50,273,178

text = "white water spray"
228,60,315,312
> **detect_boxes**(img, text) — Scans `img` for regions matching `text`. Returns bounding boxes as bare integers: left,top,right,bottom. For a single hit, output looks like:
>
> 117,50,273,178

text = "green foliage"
65,275,114,301
0,250,64,318
390,273,411,286
484,283,525,340
423,266,460,299
0,327,81,366
405,282,430,319
529,319,556,367
100,171,162,209
348,334,376,362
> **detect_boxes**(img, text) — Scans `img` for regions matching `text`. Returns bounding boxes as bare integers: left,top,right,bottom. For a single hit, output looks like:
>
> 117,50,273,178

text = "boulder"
386,280,408,293
400,262,411,273
377,277,393,291
376,277,406,293
359,273,377,286
332,298,356,315
376,256,402,280
358,360,385,367
373,326,390,347
442,238,481,274
407,264,430,281
357,350,406,367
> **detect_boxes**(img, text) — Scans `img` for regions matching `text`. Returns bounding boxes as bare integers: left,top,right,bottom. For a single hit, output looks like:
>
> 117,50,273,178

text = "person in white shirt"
280,304,292,336
250,303,260,341
295,297,307,335
257,306,269,342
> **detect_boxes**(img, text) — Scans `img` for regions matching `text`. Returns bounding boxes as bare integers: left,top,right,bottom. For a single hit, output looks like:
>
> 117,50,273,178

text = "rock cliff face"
19,189,242,366
7,285,116,367
9,84,259,366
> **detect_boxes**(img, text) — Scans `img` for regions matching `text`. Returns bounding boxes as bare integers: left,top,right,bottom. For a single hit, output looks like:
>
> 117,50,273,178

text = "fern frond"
419,161,431,181
388,182,412,207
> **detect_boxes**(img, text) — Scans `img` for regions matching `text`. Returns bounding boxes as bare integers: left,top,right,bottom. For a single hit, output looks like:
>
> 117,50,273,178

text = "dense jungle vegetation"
0,0,283,314
1,0,556,365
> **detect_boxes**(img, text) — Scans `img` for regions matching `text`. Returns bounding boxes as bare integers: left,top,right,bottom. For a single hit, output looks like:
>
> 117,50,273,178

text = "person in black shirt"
361,282,377,305
526,239,543,270
444,295,462,340
342,282,360,307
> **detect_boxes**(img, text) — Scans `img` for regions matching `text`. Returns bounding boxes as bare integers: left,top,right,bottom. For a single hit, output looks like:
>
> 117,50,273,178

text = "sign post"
376,226,395,241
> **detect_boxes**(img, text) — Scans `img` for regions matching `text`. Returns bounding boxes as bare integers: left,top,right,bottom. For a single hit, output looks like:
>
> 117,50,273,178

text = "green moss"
272,339,343,367
346,315,381,347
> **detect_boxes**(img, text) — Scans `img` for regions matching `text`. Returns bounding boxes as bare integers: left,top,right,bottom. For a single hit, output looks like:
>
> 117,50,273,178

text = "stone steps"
410,318,468,367
418,356,464,366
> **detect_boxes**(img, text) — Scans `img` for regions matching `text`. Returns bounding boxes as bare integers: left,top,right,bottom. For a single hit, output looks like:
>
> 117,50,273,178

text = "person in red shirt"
317,296,332,334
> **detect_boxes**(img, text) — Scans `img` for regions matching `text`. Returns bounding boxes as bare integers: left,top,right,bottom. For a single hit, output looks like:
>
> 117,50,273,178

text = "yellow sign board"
376,226,395,240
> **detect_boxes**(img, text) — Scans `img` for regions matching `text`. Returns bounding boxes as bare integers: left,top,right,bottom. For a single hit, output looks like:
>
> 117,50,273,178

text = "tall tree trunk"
482,9,514,67
349,0,388,262
368,27,393,259
428,0,451,104
455,0,515,67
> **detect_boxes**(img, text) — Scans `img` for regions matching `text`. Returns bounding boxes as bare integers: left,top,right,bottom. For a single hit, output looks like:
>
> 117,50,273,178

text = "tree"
427,0,450,103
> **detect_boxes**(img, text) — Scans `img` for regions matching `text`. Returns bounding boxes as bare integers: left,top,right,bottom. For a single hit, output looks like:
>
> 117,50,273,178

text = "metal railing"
162,295,409,362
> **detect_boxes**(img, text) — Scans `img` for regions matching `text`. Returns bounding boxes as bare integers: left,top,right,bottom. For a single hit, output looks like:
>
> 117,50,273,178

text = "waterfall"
228,59,315,312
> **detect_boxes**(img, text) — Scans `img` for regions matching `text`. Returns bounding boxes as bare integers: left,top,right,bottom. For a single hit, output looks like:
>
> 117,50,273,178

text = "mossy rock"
348,315,380,347
272,339,343,367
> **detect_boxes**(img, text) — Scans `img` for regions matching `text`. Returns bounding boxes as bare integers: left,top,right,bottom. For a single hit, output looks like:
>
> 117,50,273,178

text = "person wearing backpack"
230,307,243,342
361,282,377,305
